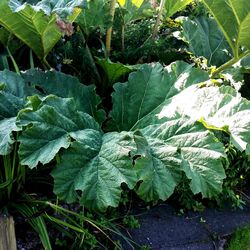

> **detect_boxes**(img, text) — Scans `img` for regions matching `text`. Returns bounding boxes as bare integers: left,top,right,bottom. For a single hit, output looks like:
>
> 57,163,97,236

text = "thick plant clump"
1,60,250,211
0,0,250,248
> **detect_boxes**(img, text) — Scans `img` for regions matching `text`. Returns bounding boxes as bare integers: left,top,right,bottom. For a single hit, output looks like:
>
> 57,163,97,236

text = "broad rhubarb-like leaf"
202,0,250,58
165,0,193,18
96,58,138,86
147,84,250,154
52,131,138,211
0,70,35,155
180,16,232,66
110,61,250,203
134,117,226,200
0,0,82,60
111,61,209,131
18,96,101,168
76,0,111,36
21,69,105,124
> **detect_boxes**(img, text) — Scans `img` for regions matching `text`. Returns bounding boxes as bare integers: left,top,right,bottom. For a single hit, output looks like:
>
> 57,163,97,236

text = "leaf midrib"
131,68,203,131
202,0,236,57
0,2,59,59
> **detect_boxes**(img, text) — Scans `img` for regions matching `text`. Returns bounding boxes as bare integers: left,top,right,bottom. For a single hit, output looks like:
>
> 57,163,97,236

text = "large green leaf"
109,62,229,201
108,61,250,202
0,0,81,60
202,0,250,58
117,0,153,24
18,96,101,168
21,69,105,124
180,16,232,66
134,117,225,200
118,0,144,8
76,0,111,36
0,27,23,54
241,55,250,71
165,0,193,18
17,92,137,211
0,114,19,155
111,61,209,131
52,131,138,211
0,27,10,46
140,84,250,154
96,58,139,86
15,61,242,211
0,70,35,155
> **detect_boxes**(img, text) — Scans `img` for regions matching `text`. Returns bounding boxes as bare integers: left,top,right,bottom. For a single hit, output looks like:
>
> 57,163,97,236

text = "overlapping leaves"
109,61,250,205
202,0,250,58
21,69,105,123
134,118,226,201
52,131,138,211
2,60,250,212
17,95,138,210
9,0,86,19
165,0,193,18
47,62,228,209
0,70,35,155
153,84,250,154
0,0,82,59
180,16,232,66
111,61,209,131
17,96,101,168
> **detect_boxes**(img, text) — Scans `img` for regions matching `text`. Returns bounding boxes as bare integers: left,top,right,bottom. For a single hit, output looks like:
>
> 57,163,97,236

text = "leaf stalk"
211,51,250,78
106,0,116,57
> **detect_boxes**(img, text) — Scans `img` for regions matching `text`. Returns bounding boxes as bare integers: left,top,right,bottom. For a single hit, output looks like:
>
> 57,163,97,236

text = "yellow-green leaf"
202,0,250,58
0,0,81,59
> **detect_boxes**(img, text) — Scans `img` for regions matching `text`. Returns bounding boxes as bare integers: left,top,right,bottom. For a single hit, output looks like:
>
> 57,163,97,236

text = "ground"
122,202,250,249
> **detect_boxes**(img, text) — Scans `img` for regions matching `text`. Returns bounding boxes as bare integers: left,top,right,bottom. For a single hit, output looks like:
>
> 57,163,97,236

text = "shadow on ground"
123,202,250,250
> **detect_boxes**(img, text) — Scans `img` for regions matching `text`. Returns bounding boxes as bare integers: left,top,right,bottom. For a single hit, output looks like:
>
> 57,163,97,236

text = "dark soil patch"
121,202,250,250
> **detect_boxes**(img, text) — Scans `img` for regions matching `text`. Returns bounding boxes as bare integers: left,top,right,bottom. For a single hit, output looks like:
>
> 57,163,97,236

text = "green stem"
152,0,166,39
121,24,125,52
55,154,61,164
42,57,52,70
106,0,116,57
6,47,20,75
30,49,35,69
211,51,250,78
79,27,102,84
1,55,9,70
17,165,25,193
3,155,12,199
11,142,18,178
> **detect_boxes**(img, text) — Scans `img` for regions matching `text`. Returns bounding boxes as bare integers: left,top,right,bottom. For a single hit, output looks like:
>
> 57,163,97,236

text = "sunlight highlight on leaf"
117,0,126,7
117,0,144,8
132,0,144,8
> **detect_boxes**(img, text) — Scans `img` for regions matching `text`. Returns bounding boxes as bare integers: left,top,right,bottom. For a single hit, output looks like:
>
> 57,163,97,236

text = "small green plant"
215,145,250,209
227,225,250,250
123,215,140,229
140,245,151,250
